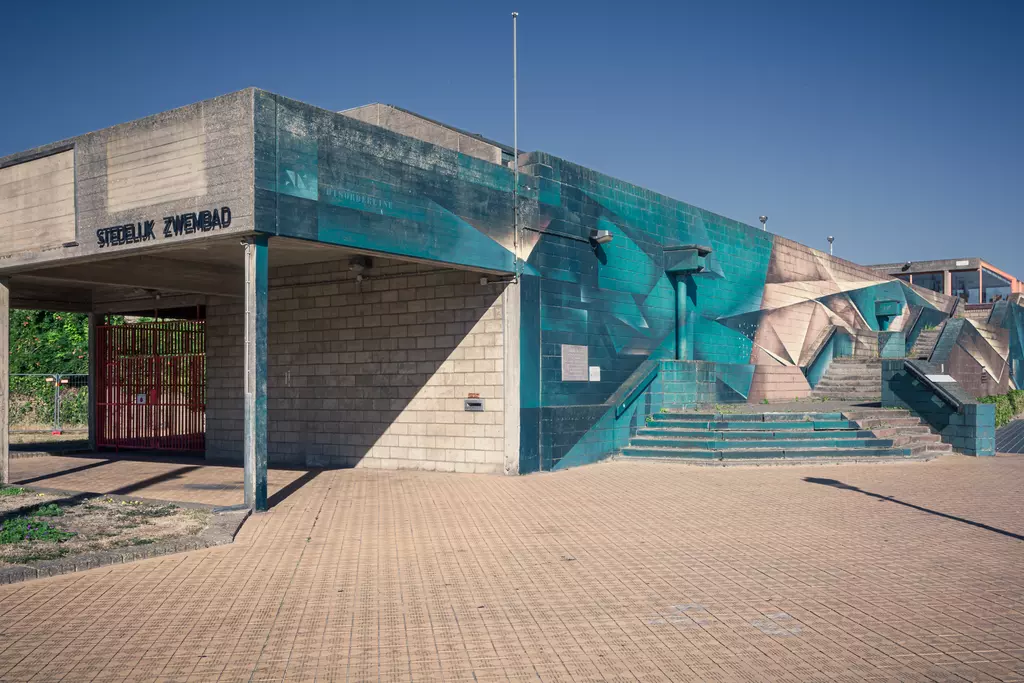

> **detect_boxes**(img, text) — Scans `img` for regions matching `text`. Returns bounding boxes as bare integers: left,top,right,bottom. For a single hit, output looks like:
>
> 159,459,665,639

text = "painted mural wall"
249,90,961,473
931,297,1024,397
253,91,522,274
518,152,957,471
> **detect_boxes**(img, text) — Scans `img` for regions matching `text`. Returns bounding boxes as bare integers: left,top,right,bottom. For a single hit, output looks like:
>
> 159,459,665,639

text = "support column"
87,312,98,452
675,275,688,361
243,236,269,511
0,278,9,485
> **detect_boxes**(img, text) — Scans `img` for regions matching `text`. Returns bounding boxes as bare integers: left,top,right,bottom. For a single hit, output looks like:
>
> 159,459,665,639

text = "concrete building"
1,89,1020,508
869,258,1022,305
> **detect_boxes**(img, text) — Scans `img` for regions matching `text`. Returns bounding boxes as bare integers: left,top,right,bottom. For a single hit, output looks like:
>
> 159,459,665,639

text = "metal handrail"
903,361,962,410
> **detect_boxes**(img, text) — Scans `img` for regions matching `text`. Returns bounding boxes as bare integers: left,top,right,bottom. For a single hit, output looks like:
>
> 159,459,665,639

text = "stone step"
629,437,897,449
853,416,928,428
638,427,879,440
657,412,844,422
646,419,860,431
620,446,914,460
866,427,938,440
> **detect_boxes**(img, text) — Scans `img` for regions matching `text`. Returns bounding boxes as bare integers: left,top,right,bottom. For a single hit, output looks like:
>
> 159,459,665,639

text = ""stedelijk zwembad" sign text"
96,206,232,248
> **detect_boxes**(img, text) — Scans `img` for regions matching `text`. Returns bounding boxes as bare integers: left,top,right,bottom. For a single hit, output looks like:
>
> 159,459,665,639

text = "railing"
613,360,661,418
903,360,962,409
9,373,89,435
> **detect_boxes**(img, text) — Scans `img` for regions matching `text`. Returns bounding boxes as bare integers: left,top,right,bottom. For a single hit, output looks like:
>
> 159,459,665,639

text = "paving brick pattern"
9,455,305,507
2,455,1024,681
997,421,1024,454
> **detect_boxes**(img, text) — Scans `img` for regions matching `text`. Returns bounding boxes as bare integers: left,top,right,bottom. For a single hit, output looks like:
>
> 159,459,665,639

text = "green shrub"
979,390,1024,428
0,487,27,497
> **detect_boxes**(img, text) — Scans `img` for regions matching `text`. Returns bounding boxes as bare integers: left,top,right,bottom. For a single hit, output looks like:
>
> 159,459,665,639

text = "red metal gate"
96,320,206,451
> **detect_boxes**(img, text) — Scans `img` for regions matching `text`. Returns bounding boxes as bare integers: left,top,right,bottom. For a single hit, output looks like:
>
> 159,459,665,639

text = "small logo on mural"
96,206,232,248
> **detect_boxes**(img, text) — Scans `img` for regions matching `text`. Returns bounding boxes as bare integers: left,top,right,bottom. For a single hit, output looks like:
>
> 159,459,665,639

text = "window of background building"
951,270,980,303
912,272,943,293
982,268,1012,303
895,273,910,282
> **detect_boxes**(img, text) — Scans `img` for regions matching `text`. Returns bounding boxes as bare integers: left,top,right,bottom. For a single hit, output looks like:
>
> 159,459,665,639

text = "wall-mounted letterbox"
464,398,484,412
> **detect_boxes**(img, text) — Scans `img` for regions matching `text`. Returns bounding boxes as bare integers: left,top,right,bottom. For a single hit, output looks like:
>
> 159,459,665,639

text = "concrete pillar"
0,278,8,485
944,270,952,297
87,312,98,452
243,236,269,511
978,265,985,304
502,281,521,475
675,275,688,361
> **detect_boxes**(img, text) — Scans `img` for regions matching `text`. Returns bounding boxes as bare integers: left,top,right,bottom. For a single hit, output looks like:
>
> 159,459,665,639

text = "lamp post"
827,235,834,256
759,215,767,231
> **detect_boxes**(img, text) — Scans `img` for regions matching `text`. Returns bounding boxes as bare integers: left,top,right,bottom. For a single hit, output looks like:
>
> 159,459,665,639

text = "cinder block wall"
206,257,507,473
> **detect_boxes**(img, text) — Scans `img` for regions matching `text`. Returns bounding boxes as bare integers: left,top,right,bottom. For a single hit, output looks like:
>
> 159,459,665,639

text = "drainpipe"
675,275,688,361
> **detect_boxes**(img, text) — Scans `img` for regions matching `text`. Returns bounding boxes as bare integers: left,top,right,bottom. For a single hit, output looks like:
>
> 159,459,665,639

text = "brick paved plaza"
2,454,1024,682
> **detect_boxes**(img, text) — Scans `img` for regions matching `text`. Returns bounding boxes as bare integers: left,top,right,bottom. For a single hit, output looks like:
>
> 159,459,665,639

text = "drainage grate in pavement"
996,420,1024,453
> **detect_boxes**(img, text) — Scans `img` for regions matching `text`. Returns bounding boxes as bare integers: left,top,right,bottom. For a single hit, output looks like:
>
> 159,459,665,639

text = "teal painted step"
655,412,844,422
621,446,913,460
628,437,896,449
646,420,858,431
638,428,878,440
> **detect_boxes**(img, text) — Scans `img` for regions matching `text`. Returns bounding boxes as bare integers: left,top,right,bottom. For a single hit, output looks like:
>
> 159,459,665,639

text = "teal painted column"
243,236,270,511
675,275,688,361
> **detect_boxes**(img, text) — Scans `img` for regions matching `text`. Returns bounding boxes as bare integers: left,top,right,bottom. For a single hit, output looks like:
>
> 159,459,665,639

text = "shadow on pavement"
804,477,1024,541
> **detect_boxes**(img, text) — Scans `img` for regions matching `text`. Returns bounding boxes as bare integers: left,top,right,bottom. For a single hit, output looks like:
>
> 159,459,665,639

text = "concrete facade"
207,258,508,473
2,86,1018,504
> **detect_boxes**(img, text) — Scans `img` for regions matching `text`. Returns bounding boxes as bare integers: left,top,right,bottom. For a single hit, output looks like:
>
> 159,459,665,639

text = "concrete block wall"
207,256,507,473
882,360,996,456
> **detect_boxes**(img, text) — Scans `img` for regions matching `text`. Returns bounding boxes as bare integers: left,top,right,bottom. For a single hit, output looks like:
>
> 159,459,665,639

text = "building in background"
869,258,1022,306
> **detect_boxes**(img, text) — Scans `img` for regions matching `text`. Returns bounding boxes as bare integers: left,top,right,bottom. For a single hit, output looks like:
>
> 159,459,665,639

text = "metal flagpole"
512,11,519,281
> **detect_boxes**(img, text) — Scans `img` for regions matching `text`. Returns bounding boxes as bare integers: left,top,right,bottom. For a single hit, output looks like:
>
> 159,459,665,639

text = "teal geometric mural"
248,89,972,474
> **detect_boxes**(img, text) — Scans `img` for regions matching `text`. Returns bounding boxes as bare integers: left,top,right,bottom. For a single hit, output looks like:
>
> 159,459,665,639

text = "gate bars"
96,320,206,451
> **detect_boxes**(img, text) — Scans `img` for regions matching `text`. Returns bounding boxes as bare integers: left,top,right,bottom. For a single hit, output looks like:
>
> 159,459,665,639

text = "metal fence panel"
9,374,59,433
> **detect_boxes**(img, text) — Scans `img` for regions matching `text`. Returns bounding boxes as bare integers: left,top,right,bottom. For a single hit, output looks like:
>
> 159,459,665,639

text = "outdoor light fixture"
590,229,613,245
348,255,372,273
759,216,768,231
902,261,912,271
827,235,834,256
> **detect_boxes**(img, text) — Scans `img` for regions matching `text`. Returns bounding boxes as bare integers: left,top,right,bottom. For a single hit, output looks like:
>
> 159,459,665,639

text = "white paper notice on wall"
561,344,589,381
589,366,601,382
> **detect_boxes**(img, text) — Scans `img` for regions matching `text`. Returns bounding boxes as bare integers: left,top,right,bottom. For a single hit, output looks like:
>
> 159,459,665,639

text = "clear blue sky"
2,0,1020,270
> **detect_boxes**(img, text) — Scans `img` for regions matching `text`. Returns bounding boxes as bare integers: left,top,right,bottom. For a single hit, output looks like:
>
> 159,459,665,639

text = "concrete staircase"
619,408,951,463
810,358,882,401
842,407,953,457
909,323,944,360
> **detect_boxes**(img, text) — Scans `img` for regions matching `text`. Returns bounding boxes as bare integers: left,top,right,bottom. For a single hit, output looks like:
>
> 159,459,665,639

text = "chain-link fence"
9,373,89,434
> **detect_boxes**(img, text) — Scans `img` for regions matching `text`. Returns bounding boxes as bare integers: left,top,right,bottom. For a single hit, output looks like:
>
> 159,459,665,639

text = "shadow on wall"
206,261,506,472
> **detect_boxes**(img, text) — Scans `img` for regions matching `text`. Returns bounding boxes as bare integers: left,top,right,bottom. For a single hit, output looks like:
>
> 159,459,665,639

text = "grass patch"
0,487,27,497
0,517,76,544
32,503,63,517
0,490,209,569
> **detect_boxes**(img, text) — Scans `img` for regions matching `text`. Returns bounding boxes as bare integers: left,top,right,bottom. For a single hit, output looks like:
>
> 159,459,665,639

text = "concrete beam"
21,256,244,298
243,236,269,510
1,278,8,484
92,293,207,315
